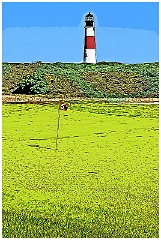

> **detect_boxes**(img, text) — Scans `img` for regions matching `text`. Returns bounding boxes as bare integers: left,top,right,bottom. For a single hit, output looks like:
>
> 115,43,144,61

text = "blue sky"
2,2,159,63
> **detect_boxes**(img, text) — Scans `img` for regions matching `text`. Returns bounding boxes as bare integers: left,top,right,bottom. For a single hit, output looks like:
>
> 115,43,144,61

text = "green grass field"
2,102,159,238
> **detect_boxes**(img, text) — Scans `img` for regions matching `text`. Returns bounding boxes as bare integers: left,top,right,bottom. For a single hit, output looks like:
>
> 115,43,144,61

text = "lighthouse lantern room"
83,12,96,64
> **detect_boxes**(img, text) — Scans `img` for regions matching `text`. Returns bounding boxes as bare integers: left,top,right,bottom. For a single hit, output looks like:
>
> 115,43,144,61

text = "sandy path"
2,95,159,104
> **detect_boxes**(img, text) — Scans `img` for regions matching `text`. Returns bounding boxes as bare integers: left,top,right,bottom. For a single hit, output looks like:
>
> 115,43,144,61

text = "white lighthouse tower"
83,12,96,64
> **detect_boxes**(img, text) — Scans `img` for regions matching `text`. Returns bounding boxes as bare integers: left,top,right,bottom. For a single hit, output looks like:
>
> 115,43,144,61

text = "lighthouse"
83,12,96,64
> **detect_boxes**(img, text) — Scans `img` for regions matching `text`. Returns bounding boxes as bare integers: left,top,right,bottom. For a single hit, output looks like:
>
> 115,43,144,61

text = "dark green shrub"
13,73,48,94
2,63,10,75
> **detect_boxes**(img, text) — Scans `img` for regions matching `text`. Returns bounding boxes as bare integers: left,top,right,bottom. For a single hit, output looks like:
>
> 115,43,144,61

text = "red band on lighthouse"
85,36,96,49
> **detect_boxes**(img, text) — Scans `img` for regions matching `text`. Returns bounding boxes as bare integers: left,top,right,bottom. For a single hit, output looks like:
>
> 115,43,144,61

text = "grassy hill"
2,61,159,98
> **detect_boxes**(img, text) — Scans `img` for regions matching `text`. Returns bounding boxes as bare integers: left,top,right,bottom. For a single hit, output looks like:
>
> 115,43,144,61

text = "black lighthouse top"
85,12,94,27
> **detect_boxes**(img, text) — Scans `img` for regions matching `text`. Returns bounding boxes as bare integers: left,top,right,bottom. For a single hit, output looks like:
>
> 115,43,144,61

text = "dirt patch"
2,95,159,104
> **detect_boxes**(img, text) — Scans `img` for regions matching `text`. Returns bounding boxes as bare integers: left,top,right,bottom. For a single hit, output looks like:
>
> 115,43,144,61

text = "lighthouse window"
86,17,93,21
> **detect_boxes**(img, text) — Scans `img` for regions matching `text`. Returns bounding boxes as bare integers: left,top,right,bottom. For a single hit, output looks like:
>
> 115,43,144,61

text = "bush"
13,73,48,94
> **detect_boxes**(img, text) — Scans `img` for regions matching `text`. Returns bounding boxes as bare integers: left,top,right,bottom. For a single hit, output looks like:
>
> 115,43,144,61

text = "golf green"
2,102,159,238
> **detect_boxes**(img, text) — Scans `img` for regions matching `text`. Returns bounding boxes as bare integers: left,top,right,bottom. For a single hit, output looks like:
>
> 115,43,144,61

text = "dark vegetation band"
2,61,159,98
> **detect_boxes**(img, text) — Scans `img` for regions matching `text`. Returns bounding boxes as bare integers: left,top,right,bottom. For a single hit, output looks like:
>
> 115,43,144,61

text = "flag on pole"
56,100,68,150
59,101,68,111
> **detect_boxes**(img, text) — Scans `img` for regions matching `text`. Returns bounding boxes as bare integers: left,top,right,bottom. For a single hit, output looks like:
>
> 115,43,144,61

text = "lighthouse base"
83,49,96,64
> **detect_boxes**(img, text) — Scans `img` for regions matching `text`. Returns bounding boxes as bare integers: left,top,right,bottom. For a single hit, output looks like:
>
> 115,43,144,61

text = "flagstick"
56,101,61,150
